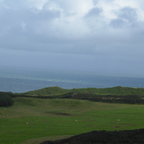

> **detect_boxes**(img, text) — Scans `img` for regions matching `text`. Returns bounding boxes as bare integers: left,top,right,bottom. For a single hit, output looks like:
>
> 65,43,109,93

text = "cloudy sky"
0,0,144,77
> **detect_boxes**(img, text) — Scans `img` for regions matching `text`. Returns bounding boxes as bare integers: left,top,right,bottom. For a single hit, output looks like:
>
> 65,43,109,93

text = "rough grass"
24,86,70,96
20,135,72,144
0,97,144,144
23,86,144,96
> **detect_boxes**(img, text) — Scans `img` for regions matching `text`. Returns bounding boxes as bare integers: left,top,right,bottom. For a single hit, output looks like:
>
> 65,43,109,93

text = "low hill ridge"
23,86,144,97
24,86,69,96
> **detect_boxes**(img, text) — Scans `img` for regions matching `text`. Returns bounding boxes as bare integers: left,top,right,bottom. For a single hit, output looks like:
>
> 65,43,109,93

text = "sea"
0,67,144,93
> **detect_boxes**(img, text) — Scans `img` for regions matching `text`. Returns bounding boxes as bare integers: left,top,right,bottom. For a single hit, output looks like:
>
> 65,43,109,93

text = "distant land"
1,66,144,93
5,86,144,105
23,86,144,97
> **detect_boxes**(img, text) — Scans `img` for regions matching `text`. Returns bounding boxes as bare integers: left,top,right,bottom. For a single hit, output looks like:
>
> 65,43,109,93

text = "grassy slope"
23,86,70,96
0,97,144,144
23,86,144,96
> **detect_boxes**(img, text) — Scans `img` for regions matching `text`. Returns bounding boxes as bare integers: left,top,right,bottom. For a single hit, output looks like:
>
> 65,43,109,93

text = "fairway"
0,97,144,144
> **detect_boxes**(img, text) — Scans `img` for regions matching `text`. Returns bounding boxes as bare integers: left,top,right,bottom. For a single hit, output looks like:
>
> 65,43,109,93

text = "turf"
23,86,144,96
0,97,144,144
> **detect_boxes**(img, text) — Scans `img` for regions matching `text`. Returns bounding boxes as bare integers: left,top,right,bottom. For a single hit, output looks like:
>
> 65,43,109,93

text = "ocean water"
0,68,144,93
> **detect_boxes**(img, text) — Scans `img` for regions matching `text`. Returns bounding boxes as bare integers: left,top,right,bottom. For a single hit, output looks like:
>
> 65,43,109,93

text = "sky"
0,0,144,77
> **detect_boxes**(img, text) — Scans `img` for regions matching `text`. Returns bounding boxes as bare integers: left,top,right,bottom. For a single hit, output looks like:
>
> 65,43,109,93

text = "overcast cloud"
0,0,144,77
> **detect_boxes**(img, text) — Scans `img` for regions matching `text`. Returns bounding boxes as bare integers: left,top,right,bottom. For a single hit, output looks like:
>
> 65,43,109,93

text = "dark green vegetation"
13,86,144,104
41,129,144,144
0,86,144,144
0,92,14,106
2,86,144,105
23,86,144,96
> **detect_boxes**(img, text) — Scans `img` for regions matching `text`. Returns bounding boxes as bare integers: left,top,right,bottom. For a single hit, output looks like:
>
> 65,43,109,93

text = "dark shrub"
0,92,14,107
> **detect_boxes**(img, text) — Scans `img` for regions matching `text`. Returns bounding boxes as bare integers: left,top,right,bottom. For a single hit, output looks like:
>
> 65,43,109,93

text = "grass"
0,97,144,144
20,135,73,144
23,86,144,96
23,86,70,96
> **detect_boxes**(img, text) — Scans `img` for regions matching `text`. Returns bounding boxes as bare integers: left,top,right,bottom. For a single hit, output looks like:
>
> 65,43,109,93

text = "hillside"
1,96,144,143
23,86,70,96
23,86,144,96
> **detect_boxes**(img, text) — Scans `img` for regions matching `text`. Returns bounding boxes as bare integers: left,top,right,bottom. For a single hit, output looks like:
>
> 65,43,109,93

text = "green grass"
0,97,144,144
23,86,70,96
23,86,144,96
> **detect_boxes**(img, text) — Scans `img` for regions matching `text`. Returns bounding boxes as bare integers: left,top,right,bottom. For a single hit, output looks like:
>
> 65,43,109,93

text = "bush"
0,92,14,107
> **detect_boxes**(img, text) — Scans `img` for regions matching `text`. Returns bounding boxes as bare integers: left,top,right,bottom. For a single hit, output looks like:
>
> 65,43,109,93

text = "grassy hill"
23,86,70,96
23,86,144,96
1,86,144,143
18,86,144,105
0,97,144,144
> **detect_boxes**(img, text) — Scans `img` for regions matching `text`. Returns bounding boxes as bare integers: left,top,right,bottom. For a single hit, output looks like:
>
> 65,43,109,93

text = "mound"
41,129,144,144
24,86,69,96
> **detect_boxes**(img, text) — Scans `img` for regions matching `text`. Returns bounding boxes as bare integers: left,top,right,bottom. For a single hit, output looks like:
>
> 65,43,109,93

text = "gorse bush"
0,92,14,107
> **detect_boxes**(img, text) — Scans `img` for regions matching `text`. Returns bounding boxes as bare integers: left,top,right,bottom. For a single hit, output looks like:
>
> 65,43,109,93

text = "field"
0,96,144,144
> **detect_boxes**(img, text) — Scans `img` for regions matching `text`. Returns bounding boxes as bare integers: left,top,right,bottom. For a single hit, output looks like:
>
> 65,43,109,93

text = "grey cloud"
1,1,144,77
118,7,138,22
93,0,98,5
110,19,125,28
0,5,61,51
0,0,21,8
0,6,59,32
29,9,60,21
110,7,139,29
85,7,102,18
84,7,104,32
